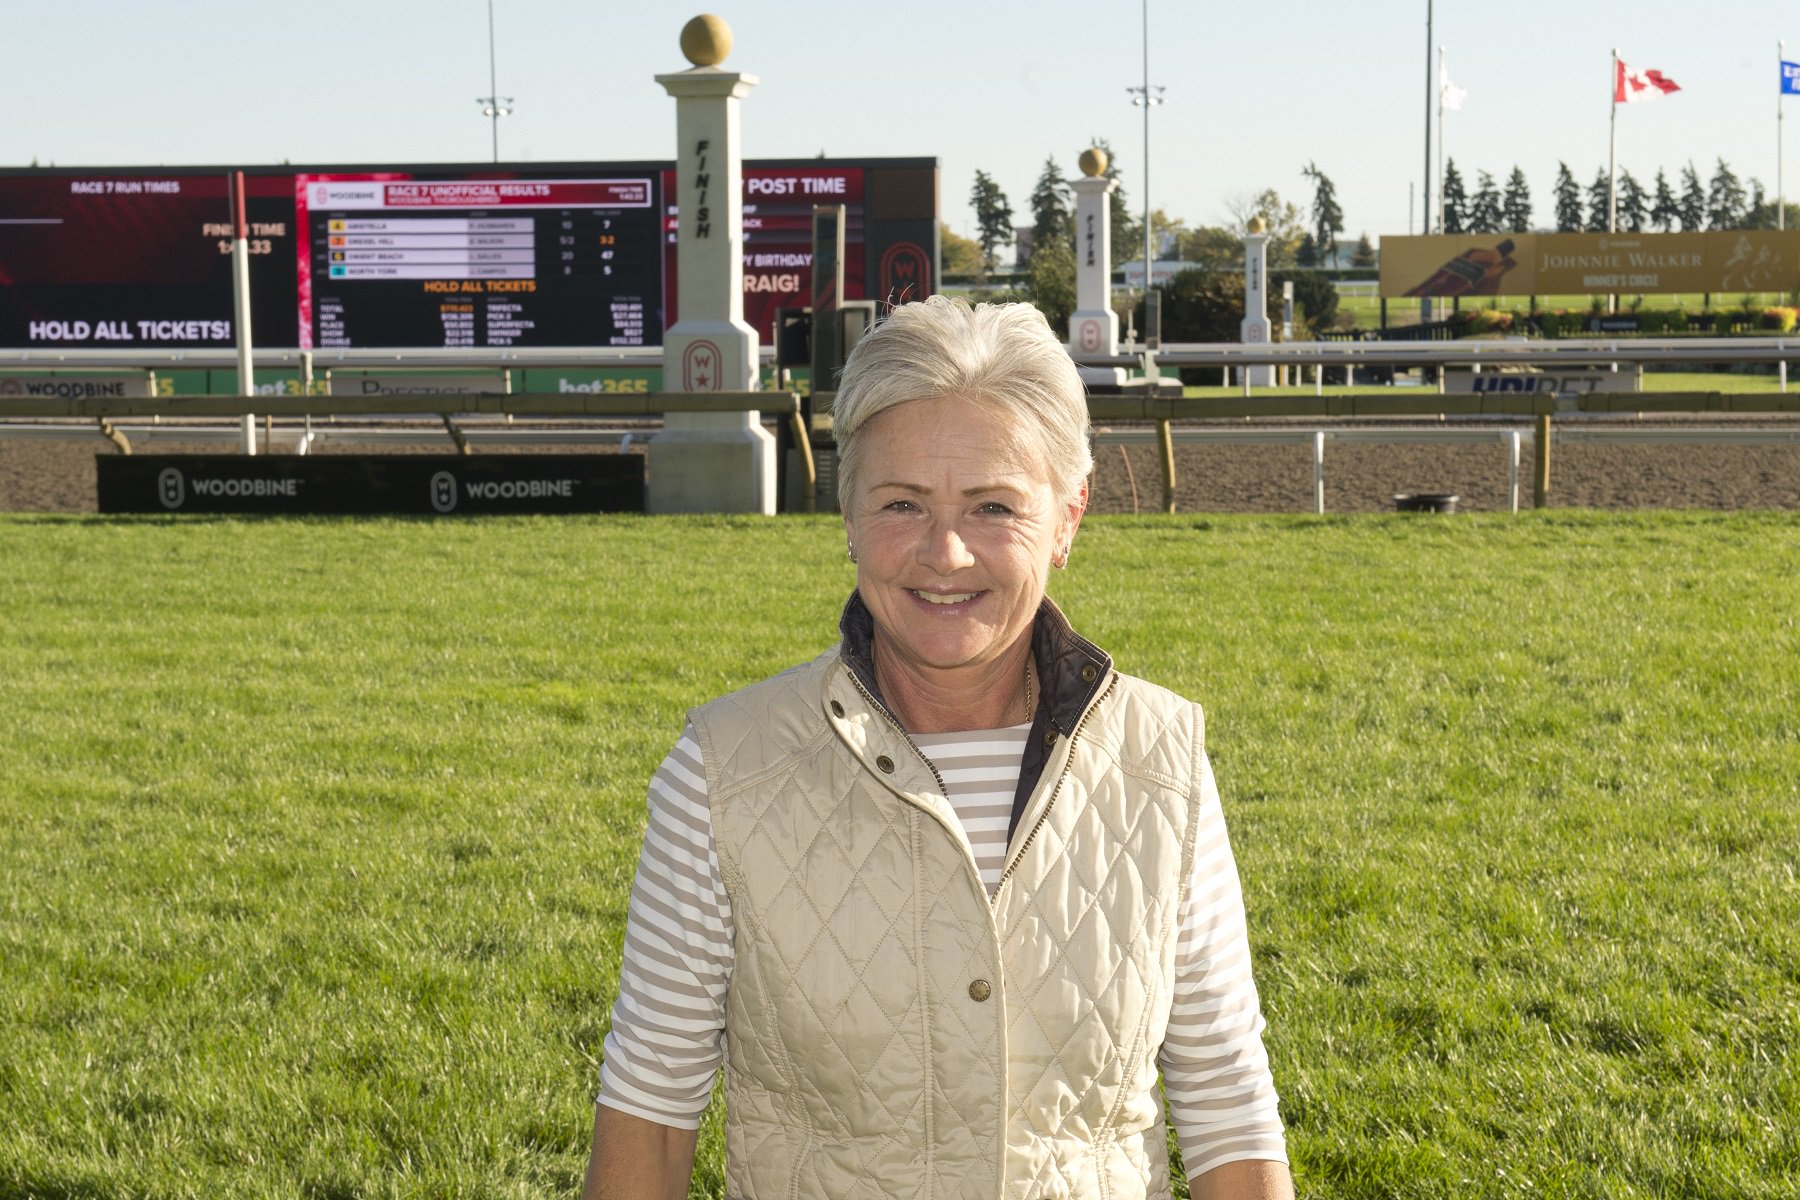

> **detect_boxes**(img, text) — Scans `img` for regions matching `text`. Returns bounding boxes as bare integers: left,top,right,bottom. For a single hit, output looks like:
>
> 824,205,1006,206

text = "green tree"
1553,162,1583,232
1441,159,1469,234
938,222,983,277
1707,158,1748,230
1350,232,1377,268
1678,162,1707,231
1469,171,1503,234
1295,232,1320,268
1616,170,1648,233
1022,235,1076,337
1175,225,1244,271
1501,167,1533,232
1027,156,1071,266
1301,161,1344,264
1649,169,1679,231
969,170,1014,275
1586,168,1611,232
1271,267,1339,333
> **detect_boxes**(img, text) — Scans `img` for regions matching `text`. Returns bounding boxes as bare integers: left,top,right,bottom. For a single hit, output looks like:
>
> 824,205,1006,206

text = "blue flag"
1783,60,1800,95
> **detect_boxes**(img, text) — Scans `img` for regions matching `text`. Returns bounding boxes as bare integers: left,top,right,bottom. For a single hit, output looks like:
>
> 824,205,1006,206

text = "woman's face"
845,394,1083,680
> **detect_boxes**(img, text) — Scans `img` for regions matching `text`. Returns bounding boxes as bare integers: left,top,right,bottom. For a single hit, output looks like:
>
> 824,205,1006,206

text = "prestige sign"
97,455,644,515
1380,230,1800,297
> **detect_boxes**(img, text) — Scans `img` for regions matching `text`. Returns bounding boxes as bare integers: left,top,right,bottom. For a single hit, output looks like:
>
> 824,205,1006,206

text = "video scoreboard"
0,160,938,352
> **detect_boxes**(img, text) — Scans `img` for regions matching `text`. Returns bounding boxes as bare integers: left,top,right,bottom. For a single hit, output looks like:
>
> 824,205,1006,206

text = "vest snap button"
876,754,895,773
1080,663,1099,683
1042,729,1056,748
830,700,844,717
968,979,992,1002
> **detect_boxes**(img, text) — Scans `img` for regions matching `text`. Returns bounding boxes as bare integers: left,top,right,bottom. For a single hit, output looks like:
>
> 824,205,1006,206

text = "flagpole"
1437,45,1446,234
1609,48,1619,235
1781,40,1786,231
1422,0,1434,323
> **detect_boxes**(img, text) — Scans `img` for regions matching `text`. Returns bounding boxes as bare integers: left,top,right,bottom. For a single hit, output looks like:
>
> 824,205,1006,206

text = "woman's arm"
1190,1157,1295,1200
581,1105,699,1200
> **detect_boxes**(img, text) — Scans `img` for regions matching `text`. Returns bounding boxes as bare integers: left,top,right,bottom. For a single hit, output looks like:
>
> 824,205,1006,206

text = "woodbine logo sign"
98,456,643,515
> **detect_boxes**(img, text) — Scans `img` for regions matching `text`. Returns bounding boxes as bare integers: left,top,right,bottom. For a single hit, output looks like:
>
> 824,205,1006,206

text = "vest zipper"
844,667,951,800
996,673,1118,891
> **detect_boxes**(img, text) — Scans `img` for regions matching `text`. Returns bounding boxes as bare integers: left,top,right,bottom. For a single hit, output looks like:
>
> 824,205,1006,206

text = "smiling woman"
583,297,1294,1200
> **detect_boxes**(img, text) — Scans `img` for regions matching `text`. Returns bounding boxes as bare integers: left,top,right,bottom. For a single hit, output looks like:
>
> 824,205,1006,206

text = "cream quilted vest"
691,633,1207,1200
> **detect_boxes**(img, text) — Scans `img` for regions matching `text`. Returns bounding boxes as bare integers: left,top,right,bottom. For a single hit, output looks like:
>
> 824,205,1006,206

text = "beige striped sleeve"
597,728,734,1129
1160,750,1289,1179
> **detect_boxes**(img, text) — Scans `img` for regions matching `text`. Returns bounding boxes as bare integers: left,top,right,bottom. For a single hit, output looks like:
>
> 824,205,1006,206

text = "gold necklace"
1022,658,1036,725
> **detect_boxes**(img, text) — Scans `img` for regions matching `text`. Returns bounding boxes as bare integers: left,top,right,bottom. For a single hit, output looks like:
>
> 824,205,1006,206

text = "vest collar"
836,590,1113,739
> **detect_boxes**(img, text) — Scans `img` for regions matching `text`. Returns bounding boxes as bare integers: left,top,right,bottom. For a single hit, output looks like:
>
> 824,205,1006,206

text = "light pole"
1127,0,1163,336
476,0,513,163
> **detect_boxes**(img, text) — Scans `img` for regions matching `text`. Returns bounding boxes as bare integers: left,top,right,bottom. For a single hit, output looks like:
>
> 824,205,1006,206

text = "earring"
847,543,858,564
1052,545,1069,569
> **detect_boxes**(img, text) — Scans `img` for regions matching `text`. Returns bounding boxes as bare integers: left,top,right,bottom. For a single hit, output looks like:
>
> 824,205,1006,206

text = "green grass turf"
1,512,1796,1199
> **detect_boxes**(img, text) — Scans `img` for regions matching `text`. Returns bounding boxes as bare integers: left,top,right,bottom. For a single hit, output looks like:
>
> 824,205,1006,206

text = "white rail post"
228,170,256,455
1313,431,1325,515
1506,429,1521,514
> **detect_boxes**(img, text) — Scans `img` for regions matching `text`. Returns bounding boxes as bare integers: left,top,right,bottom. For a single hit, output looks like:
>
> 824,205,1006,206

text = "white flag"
1440,65,1467,112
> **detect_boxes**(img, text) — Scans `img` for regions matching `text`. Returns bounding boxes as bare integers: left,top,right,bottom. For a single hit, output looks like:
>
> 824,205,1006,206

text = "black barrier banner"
97,455,643,515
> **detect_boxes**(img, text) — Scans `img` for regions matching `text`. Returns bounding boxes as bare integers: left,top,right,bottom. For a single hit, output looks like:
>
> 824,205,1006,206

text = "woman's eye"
883,499,918,513
978,502,1013,515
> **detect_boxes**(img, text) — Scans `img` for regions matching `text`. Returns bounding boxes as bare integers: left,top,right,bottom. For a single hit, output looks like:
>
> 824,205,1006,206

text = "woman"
584,297,1292,1200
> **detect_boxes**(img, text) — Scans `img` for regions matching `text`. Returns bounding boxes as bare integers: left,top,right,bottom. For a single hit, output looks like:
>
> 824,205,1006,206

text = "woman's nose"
918,522,975,573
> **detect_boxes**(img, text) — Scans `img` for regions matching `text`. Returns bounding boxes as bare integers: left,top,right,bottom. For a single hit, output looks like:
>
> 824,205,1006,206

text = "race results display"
0,172,297,351
0,159,935,351
296,174,662,349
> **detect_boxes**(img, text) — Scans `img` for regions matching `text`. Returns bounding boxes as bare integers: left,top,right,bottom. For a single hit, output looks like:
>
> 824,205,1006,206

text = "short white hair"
832,296,1093,509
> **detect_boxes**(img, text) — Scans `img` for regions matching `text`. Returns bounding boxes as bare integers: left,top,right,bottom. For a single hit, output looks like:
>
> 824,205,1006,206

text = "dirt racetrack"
2,418,1798,515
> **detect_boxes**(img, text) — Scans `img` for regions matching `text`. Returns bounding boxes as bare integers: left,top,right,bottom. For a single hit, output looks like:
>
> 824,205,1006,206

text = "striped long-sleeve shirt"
598,724,1287,1181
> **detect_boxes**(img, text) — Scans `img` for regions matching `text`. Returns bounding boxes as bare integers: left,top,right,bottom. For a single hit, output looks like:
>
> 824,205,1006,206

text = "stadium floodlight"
476,0,514,163
1126,0,1164,315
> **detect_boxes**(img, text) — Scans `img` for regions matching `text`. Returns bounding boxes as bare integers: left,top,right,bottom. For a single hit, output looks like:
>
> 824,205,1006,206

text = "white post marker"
229,171,256,455
1068,147,1124,386
1312,430,1325,515
649,14,776,514
1240,217,1274,387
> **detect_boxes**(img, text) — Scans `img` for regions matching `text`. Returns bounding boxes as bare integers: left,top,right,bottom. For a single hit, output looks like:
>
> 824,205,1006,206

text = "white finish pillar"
1068,148,1125,386
649,17,776,514
1239,218,1274,387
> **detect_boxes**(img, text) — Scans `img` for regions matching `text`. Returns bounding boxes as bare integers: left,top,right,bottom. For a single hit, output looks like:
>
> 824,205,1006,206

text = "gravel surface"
3,418,1798,514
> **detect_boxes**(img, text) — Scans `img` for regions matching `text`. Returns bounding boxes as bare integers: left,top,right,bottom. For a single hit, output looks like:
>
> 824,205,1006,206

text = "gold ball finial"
1077,147,1109,178
680,14,732,66
1247,215,1268,235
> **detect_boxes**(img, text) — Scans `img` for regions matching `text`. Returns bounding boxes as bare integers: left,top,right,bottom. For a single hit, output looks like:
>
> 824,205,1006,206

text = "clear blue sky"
5,1,1797,255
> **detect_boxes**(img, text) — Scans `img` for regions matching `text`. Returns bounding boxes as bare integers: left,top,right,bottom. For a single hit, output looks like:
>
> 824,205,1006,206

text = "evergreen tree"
1707,158,1748,230
1553,162,1584,232
1469,171,1503,234
969,170,1014,275
1301,161,1344,264
1027,155,1071,263
1616,170,1648,233
1746,179,1768,227
1650,168,1679,232
1586,168,1611,232
1350,232,1377,268
1295,232,1320,268
1441,159,1469,234
1501,167,1533,232
1678,162,1707,231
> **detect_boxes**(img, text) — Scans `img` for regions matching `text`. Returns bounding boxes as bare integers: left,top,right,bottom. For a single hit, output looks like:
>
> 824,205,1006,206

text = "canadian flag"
1615,59,1681,103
